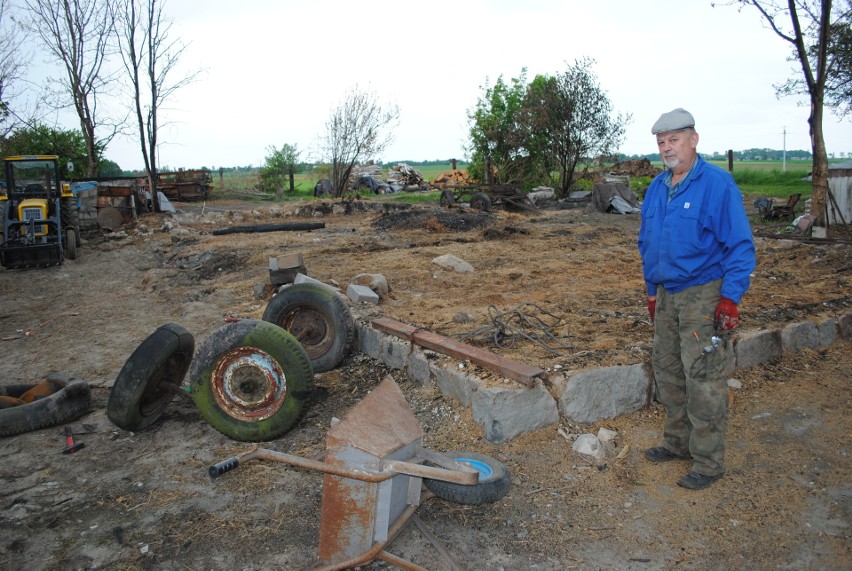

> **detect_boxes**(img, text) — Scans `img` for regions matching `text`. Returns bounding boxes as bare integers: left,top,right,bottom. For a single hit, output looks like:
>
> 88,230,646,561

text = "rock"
573,434,606,463
352,273,389,296
432,254,474,273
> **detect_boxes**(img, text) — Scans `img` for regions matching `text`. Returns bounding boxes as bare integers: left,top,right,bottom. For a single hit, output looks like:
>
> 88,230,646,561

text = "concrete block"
347,284,379,305
293,273,340,293
269,252,303,270
357,322,382,360
735,329,782,369
406,350,433,384
381,336,410,370
555,364,649,424
435,366,482,406
472,382,559,444
781,321,820,353
818,318,837,348
839,312,852,339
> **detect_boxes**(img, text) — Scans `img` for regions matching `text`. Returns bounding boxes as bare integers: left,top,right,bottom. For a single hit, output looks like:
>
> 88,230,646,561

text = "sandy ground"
0,194,849,570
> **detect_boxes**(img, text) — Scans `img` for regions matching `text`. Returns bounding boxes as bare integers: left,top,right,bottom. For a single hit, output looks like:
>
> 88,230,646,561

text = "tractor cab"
1,155,79,269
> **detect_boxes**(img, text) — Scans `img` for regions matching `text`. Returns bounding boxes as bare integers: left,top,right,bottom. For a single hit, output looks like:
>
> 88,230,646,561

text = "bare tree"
25,0,121,176
114,0,198,211
319,86,400,197
729,0,851,226
0,0,27,138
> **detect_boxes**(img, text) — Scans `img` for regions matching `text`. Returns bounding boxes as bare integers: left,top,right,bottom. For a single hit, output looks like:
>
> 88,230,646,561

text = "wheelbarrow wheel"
470,192,492,212
262,283,354,373
190,319,313,442
424,451,510,504
107,323,195,431
440,189,456,208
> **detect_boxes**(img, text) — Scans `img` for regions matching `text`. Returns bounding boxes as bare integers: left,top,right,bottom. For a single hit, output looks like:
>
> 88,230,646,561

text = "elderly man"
638,108,756,490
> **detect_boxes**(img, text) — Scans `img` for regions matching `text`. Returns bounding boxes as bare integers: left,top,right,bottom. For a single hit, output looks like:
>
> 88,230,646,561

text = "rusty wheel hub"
211,347,288,422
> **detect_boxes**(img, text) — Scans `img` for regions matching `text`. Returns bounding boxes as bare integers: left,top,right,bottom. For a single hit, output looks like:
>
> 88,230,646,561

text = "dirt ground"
0,193,850,571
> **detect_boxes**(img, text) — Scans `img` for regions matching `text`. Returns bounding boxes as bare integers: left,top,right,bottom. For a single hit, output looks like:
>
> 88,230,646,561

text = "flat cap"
651,108,695,135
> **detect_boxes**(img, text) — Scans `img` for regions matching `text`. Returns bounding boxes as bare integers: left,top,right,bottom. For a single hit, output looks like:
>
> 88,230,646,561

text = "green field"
210,160,820,207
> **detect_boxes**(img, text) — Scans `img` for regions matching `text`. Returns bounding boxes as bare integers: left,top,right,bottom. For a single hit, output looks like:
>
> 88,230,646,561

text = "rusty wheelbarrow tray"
208,376,503,571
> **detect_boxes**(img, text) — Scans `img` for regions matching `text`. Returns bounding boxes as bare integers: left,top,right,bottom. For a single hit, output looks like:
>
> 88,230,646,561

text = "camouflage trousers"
653,279,729,476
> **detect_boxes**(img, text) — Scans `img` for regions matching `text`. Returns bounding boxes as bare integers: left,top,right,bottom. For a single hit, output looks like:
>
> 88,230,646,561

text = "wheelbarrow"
208,376,511,570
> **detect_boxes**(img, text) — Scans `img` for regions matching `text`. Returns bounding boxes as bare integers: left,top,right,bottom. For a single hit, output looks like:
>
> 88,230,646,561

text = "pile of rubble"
387,163,429,191
432,169,473,190
607,158,662,178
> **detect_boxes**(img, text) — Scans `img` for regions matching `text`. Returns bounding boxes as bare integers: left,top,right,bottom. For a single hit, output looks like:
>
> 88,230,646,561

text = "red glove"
715,297,739,330
647,297,656,322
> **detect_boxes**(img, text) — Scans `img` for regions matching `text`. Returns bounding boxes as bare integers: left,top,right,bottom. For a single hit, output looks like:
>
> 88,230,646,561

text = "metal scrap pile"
607,158,662,178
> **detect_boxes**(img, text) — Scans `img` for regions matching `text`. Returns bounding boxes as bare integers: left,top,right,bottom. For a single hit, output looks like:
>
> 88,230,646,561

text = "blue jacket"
638,155,755,303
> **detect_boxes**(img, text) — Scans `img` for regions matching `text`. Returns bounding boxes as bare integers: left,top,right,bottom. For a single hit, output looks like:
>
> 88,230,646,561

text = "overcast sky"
28,0,852,170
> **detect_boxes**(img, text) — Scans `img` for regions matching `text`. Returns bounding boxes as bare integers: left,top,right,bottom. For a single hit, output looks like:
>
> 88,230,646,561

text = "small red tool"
61,425,85,454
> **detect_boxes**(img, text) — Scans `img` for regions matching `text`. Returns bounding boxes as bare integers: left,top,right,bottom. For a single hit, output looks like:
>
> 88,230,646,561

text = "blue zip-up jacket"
638,155,755,303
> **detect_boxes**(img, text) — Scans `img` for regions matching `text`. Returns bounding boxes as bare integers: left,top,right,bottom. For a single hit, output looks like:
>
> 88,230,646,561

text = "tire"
440,189,456,208
189,319,313,442
423,451,511,505
262,283,354,373
65,228,78,260
61,199,81,247
0,373,91,437
107,323,195,432
470,192,492,212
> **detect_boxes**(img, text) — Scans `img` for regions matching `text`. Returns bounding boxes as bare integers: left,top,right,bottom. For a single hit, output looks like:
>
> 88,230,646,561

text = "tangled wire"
459,302,572,356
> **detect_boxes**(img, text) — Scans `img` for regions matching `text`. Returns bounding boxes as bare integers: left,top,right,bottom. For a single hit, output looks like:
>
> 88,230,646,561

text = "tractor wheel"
0,373,91,437
189,319,314,442
65,228,78,260
107,323,195,431
470,192,492,212
424,451,511,505
440,189,456,208
61,199,81,247
262,283,354,373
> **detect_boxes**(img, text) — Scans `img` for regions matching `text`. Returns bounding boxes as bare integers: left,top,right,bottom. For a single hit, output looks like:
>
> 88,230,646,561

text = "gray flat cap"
651,108,695,134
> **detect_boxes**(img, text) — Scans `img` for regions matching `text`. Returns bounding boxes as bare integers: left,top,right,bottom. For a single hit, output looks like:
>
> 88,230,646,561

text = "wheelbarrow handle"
208,456,240,479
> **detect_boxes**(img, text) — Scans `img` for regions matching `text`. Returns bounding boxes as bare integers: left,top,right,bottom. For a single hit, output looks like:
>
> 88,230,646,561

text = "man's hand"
647,297,656,322
715,297,739,330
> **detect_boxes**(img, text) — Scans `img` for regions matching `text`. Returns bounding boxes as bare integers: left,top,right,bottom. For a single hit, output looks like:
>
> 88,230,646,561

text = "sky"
19,0,852,170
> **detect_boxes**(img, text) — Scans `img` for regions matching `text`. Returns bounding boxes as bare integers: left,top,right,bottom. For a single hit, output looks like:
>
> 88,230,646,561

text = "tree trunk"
809,100,829,226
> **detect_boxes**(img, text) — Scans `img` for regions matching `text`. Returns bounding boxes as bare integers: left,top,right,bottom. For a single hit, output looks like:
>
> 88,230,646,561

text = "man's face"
656,128,698,170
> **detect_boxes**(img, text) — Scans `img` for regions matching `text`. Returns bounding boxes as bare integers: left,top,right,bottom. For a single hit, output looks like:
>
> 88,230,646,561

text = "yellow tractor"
1,155,80,269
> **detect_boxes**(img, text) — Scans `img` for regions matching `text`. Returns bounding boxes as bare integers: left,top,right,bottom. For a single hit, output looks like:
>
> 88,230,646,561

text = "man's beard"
663,156,680,169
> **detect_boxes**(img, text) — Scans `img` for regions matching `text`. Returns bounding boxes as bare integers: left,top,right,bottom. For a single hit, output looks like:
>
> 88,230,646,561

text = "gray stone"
435,366,482,406
781,321,820,353
818,318,837,348
472,382,560,444
406,350,433,384
380,336,410,370
839,312,852,339
432,254,474,273
556,364,649,424
735,329,782,369
352,273,389,296
357,322,382,360
294,273,341,293
573,434,606,463
346,284,379,305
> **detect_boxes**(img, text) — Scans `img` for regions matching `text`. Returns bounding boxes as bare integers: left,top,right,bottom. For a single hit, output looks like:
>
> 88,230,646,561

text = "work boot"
677,471,723,490
643,446,691,463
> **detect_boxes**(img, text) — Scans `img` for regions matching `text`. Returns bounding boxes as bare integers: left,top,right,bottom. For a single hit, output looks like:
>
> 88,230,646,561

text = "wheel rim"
279,306,332,360
140,355,185,416
456,457,493,478
210,347,288,422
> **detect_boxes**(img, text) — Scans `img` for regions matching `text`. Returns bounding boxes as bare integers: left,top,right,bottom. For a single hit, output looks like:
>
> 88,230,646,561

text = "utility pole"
782,126,787,171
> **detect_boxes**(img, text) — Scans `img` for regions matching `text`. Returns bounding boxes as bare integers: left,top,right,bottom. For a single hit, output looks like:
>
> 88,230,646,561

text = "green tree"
732,0,851,226
260,143,301,199
522,58,630,197
0,123,93,177
466,70,533,185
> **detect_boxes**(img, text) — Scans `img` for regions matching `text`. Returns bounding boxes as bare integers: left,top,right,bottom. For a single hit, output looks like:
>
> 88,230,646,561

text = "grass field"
210,160,821,205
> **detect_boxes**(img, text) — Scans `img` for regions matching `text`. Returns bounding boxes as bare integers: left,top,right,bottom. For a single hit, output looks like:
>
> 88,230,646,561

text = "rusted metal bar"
382,458,477,485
